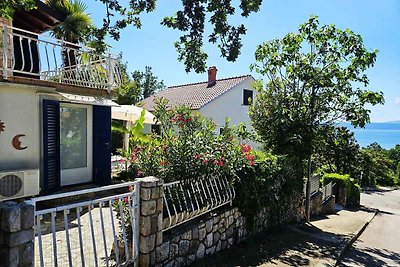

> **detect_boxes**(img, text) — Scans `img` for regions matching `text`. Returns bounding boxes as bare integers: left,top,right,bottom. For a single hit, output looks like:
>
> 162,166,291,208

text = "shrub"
234,154,304,229
321,173,360,202
124,101,257,183
116,99,304,229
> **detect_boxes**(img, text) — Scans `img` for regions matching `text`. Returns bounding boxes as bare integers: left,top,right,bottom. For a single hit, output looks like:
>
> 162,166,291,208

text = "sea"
341,122,400,149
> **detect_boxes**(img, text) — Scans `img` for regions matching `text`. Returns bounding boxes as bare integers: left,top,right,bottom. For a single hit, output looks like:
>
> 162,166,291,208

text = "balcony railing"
1,24,122,92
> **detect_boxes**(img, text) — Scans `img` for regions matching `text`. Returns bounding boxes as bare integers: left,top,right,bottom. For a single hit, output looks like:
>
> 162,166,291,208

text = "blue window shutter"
42,100,61,193
93,105,112,186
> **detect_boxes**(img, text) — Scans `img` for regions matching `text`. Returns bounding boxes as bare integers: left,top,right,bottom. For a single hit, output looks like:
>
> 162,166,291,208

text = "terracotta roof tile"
142,75,252,111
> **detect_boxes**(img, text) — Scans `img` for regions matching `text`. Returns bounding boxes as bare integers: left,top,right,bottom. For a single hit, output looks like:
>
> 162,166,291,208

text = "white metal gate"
29,182,140,267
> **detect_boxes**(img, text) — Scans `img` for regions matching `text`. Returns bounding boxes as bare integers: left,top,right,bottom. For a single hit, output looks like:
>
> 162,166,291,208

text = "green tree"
0,0,36,20
360,143,397,186
89,0,263,73
388,144,400,173
250,16,384,170
114,65,165,105
113,59,140,105
315,126,361,178
132,66,165,100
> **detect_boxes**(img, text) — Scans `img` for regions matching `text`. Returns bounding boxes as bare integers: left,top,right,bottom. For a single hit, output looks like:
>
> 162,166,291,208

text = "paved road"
340,188,400,267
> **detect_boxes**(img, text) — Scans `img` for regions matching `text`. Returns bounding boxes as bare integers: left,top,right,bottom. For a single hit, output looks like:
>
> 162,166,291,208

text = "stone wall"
322,196,336,214
155,208,246,266
337,187,347,206
310,191,323,216
0,201,34,267
336,186,359,208
0,17,13,78
138,177,304,267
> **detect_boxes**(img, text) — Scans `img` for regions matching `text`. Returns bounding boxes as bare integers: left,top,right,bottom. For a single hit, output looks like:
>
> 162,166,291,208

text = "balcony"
0,24,122,93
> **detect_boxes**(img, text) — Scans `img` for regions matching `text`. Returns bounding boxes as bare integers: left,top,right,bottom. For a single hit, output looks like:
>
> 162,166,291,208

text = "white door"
60,103,93,186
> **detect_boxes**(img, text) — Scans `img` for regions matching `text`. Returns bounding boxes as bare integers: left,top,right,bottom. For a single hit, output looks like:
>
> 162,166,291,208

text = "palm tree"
45,0,93,67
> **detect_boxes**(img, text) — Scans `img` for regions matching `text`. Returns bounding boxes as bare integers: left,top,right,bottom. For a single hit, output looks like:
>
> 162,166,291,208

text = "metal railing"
1,24,122,92
322,182,334,202
29,181,140,267
303,175,321,197
163,177,235,231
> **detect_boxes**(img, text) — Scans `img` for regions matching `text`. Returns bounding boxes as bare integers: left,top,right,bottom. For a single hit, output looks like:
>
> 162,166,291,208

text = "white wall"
0,83,40,171
199,77,257,132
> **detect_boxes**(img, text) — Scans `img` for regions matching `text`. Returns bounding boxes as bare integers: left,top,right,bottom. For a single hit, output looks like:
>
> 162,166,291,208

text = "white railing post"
107,53,114,93
2,25,8,79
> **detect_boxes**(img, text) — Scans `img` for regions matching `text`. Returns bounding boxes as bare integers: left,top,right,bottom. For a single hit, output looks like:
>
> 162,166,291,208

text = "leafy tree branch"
250,16,384,163
93,0,263,73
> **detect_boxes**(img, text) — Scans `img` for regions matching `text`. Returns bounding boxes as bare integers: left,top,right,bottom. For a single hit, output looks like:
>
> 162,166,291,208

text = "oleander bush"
116,99,258,183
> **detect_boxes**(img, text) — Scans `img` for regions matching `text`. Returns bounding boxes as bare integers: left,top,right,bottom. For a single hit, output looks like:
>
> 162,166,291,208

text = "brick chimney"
207,66,217,87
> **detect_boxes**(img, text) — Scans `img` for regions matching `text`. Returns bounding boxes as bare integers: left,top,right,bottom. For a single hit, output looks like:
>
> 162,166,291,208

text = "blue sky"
87,0,400,122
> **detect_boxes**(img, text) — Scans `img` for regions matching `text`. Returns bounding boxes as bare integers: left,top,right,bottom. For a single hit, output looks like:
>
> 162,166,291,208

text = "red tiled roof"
142,75,252,111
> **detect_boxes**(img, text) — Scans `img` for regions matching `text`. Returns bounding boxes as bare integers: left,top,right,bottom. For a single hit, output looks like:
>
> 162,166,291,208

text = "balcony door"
60,103,93,186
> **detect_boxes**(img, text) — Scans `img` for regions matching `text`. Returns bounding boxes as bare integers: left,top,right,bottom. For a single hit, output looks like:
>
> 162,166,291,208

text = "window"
243,89,253,105
151,124,161,135
60,106,88,170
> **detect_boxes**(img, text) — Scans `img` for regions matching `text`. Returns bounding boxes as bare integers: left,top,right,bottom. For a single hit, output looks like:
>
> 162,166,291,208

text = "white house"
142,66,256,133
0,3,120,200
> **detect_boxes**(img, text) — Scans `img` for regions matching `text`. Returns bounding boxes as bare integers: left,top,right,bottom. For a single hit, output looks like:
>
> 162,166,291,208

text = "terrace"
0,23,122,94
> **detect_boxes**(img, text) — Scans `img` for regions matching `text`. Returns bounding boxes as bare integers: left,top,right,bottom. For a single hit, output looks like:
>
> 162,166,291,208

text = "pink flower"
203,159,209,164
128,185,134,191
131,152,138,161
214,159,224,167
123,197,129,204
194,153,201,159
137,170,144,176
245,154,255,161
240,144,252,154
249,160,255,166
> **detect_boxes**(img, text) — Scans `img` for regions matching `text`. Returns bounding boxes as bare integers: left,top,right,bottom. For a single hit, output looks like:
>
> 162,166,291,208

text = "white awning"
112,105,158,124
58,93,119,106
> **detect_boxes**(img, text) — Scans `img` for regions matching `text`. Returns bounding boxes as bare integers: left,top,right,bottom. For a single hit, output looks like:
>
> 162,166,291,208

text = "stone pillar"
0,201,35,267
310,191,323,216
0,17,13,78
136,177,164,267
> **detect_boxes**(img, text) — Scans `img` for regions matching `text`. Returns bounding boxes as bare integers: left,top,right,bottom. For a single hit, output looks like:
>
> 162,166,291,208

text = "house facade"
0,3,120,200
142,66,256,134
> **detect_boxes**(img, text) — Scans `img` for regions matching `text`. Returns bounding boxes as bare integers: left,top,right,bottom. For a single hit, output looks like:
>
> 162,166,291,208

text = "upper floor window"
243,89,253,106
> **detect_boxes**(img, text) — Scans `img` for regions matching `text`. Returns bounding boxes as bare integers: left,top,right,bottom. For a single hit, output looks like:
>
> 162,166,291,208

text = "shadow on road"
339,246,400,267
192,224,345,267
